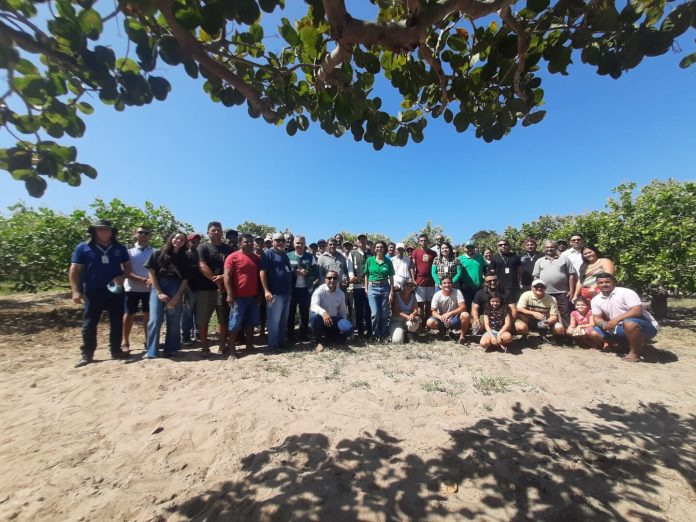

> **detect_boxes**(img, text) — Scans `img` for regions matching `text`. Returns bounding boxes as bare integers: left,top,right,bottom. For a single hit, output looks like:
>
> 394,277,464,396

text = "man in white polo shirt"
588,273,658,362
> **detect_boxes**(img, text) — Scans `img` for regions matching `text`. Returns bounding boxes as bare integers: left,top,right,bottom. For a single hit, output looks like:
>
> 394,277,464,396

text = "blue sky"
1,6,695,244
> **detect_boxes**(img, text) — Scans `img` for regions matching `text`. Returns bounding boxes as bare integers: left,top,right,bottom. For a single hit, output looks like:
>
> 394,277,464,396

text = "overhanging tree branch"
156,0,277,121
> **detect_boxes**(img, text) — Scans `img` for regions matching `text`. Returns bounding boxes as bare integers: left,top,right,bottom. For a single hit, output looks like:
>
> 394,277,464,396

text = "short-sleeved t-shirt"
473,287,512,311
224,251,260,298
490,252,522,290
259,248,292,295
125,245,153,292
533,255,576,294
185,248,207,291
431,289,465,314
517,291,559,319
459,254,487,289
71,241,130,290
411,248,436,287
591,287,658,327
364,256,395,282
144,250,190,282
197,242,234,291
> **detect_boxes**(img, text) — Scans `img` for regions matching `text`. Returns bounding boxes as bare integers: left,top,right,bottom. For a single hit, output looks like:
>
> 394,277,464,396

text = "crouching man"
514,279,564,337
426,276,471,343
587,273,659,362
310,270,353,352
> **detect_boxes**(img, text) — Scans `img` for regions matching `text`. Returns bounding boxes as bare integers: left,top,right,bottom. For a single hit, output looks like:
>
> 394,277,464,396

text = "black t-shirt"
489,252,522,290
519,252,542,287
185,248,207,291
144,250,190,282
197,242,233,291
473,287,512,312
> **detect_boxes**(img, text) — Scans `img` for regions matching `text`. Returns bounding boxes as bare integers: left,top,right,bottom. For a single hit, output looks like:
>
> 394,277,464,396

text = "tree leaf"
78,9,103,40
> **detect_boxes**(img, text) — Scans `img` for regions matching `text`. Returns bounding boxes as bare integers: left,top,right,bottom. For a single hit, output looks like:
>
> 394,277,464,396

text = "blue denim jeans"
146,279,184,357
181,290,198,341
81,288,124,357
267,293,291,348
367,283,391,339
310,313,351,343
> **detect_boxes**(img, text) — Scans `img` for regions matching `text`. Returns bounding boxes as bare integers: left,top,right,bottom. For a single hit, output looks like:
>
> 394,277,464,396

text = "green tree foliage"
90,198,192,245
496,180,694,303
0,202,87,291
1,0,695,195
0,198,192,291
599,180,696,296
335,230,392,244
403,220,450,247
236,220,277,238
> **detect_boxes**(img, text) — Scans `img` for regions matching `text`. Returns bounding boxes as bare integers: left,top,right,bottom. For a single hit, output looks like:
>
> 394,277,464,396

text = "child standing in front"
480,293,513,352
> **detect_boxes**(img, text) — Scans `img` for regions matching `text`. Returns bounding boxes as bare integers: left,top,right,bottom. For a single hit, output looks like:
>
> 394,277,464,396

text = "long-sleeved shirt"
431,256,462,286
310,284,348,318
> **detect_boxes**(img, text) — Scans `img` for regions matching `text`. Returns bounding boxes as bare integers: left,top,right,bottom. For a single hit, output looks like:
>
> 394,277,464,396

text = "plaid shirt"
433,256,461,283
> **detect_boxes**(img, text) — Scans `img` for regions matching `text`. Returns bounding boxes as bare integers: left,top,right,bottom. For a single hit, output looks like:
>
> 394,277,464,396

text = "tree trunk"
650,294,668,319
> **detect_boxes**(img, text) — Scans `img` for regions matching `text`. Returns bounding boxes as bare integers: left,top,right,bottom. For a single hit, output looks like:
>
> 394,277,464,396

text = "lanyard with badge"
97,244,113,264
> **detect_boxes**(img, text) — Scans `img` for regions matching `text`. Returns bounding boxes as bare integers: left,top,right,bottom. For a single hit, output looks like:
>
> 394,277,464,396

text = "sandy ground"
0,292,695,521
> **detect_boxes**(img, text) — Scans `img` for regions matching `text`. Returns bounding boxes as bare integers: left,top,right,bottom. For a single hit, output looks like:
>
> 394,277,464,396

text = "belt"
369,280,390,286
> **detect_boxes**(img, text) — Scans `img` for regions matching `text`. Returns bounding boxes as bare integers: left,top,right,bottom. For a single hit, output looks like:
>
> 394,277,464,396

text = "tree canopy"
1,0,694,196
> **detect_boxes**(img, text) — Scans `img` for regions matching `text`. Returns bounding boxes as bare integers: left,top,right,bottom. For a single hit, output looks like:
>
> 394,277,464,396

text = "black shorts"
125,291,150,314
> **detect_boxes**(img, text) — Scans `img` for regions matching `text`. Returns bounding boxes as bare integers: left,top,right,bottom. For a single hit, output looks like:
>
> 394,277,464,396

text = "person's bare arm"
259,270,273,302
224,266,236,305
69,263,84,303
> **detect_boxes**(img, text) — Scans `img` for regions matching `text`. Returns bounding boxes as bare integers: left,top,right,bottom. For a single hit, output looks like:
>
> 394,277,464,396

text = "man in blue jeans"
260,233,293,350
588,273,659,362
69,220,132,368
310,271,352,352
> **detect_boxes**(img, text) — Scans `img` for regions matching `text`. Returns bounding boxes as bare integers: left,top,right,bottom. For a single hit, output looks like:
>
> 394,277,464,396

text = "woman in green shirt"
364,241,395,342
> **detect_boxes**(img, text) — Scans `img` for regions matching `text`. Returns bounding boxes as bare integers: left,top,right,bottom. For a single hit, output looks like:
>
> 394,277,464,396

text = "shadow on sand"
166,402,695,521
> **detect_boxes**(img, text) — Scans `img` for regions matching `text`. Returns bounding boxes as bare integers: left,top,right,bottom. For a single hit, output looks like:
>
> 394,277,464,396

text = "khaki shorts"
196,290,219,325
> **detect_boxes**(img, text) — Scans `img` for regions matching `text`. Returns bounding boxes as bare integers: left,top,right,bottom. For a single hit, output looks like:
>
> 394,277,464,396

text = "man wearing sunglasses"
310,270,352,352
489,239,523,302
122,227,154,354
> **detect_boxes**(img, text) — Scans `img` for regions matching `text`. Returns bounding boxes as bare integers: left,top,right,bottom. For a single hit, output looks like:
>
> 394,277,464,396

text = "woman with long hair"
143,232,190,359
364,240,395,342
573,245,616,300
431,242,462,288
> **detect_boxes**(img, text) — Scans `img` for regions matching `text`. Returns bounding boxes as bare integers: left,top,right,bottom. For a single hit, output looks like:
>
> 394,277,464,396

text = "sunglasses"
325,276,338,280
497,243,509,247
137,231,151,235
533,285,545,289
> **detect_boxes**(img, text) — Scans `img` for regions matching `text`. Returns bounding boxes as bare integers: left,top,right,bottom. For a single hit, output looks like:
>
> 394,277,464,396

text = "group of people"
68,221,659,367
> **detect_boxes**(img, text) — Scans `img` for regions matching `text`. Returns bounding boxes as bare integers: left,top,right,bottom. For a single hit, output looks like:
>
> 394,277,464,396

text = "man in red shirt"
410,234,437,324
223,233,262,357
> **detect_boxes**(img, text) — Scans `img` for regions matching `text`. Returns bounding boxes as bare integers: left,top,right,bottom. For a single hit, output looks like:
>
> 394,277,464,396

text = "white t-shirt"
591,287,658,328
124,245,153,292
431,289,465,314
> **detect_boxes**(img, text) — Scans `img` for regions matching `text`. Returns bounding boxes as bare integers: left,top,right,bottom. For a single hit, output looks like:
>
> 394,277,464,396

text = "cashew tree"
1,0,694,196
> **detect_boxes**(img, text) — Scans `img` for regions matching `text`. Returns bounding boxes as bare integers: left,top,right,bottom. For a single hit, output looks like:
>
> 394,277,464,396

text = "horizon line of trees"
0,180,694,308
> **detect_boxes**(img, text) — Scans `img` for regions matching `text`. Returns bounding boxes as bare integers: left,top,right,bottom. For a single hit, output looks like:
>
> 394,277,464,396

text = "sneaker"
111,351,128,360
220,345,230,355
141,353,156,360
182,338,193,346
315,343,324,353
74,356,92,368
